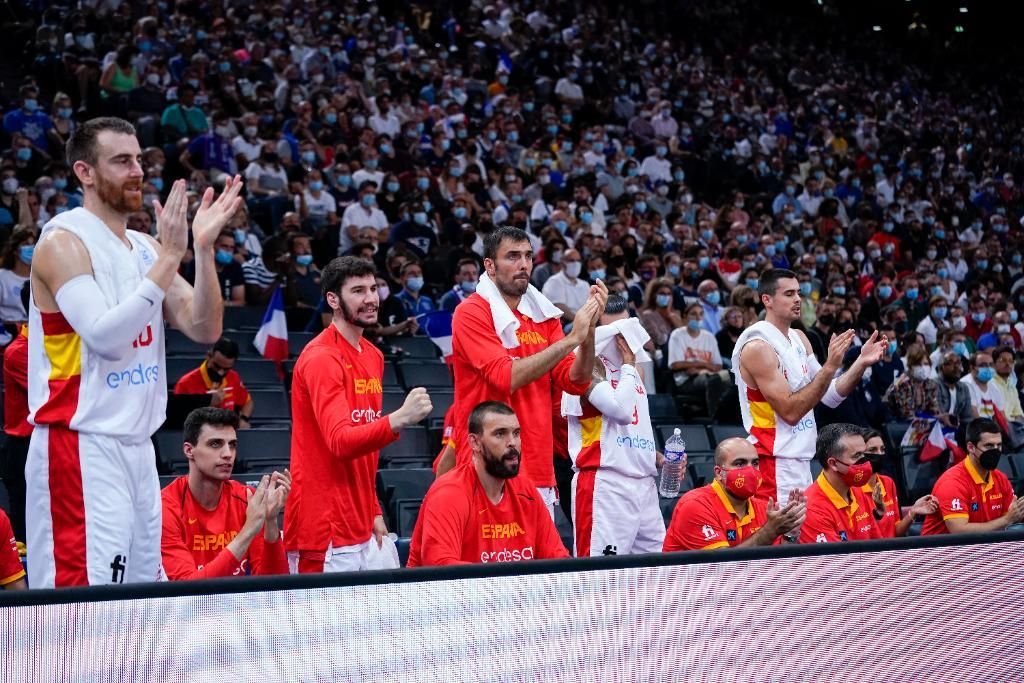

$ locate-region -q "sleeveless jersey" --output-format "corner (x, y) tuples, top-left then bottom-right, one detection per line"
(731, 321), (818, 462)
(28, 208), (166, 441)
(563, 363), (657, 479)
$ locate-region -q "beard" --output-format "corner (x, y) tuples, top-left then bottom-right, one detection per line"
(339, 297), (378, 328)
(494, 268), (530, 298)
(95, 171), (143, 214)
(482, 445), (521, 479)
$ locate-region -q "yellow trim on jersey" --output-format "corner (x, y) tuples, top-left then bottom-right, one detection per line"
(749, 399), (776, 428)
(700, 541), (731, 550)
(711, 480), (757, 528)
(44, 331), (82, 380)
(942, 512), (970, 521)
(580, 415), (603, 448)
(0, 568), (25, 585)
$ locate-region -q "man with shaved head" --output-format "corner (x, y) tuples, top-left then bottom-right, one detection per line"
(663, 438), (806, 551)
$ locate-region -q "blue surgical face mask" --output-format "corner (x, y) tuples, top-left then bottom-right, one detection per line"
(15, 148), (31, 162)
(937, 268), (949, 279)
(234, 229), (247, 245)
(309, 181), (323, 191)
(746, 278), (759, 289)
(215, 249), (234, 265)
(887, 340), (898, 356)
(18, 245), (34, 264)
(54, 177), (68, 190)
(325, 113), (338, 125)
(151, 177), (164, 192)
(978, 367), (995, 383)
(296, 254), (314, 266)
(764, 245), (776, 257)
(905, 288), (919, 300)
(337, 174), (352, 186)
(977, 259), (989, 270)
(656, 293), (671, 308)
(698, 256), (710, 269)
(668, 264), (680, 278)
(933, 306), (947, 319)
(413, 212), (428, 225)
(387, 181), (400, 193)
(589, 269), (606, 281)
(555, 219), (568, 234)
(1012, 310), (1020, 323)
(832, 286), (846, 296)
(417, 177), (430, 191)
(799, 282), (812, 296)
(953, 342), (968, 356)
(380, 144), (392, 155)
(302, 151), (316, 164)
(878, 285), (893, 299)
(405, 276), (424, 292)
(704, 291), (721, 305)
(453, 206), (468, 219)
(972, 312), (987, 324)
(687, 319), (702, 331)
(361, 194), (376, 207)
(634, 201), (647, 213)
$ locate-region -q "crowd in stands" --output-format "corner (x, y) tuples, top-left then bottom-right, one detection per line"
(3, 0), (1024, 578)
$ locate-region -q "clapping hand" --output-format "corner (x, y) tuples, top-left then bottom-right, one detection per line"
(192, 175), (245, 250)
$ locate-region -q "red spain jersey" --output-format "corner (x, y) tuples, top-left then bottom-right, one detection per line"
(921, 457), (1013, 535)
(432, 405), (456, 473)
(173, 362), (251, 412)
(2, 325), (31, 438)
(859, 474), (900, 538)
(0, 509), (25, 586)
(160, 476), (288, 580)
(800, 473), (882, 543)
(406, 462), (569, 567)
(451, 295), (589, 488)
(664, 480), (771, 551)
(284, 326), (398, 553)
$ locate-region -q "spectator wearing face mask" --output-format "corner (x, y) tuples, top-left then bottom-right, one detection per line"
(440, 258), (479, 313)
(697, 280), (723, 335)
(296, 169), (338, 230)
(0, 227), (35, 337)
(859, 429), (938, 538)
(991, 346), (1024, 423)
(639, 278), (684, 352)
(174, 338), (256, 428)
(915, 296), (950, 347)
(883, 344), (944, 422)
(395, 260), (436, 320)
(964, 296), (993, 341)
(977, 311), (1021, 351)
(368, 273), (417, 342)
(962, 352), (1009, 425)
(179, 112), (237, 182)
(531, 238), (566, 290)
(286, 234), (322, 309)
(668, 303), (728, 417)
(542, 249), (591, 323)
(340, 181), (387, 256)
(389, 201), (438, 260)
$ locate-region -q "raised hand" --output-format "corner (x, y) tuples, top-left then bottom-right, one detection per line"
(615, 335), (635, 366)
(265, 469), (292, 520)
(910, 494), (938, 517)
(569, 297), (600, 342)
(825, 329), (856, 370)
(153, 179), (190, 259)
(857, 331), (889, 367)
(872, 479), (886, 508)
(392, 387), (432, 430)
(192, 175), (245, 250)
(243, 475), (270, 532)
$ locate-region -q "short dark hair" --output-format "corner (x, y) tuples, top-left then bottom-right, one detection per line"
(66, 117), (137, 167)
(815, 422), (862, 466)
(861, 428), (882, 443)
(321, 255), (376, 298)
(965, 418), (1001, 447)
(468, 401), (516, 436)
(757, 268), (798, 300)
(604, 293), (628, 316)
(483, 226), (530, 260)
(993, 345), (1015, 362)
(183, 407), (240, 446)
(211, 336), (240, 359)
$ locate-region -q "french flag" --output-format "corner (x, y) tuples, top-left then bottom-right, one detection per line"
(254, 286), (289, 373)
(420, 310), (453, 359)
(919, 420), (951, 463)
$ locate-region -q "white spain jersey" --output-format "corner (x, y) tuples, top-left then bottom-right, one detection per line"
(563, 363), (658, 479)
(27, 208), (167, 441)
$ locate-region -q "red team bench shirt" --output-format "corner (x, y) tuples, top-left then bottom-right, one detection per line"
(3, 326), (31, 438)
(284, 326), (398, 554)
(0, 509), (25, 586)
(664, 480), (772, 551)
(451, 296), (589, 489)
(173, 362), (251, 411)
(406, 463), (569, 566)
(160, 477), (288, 579)
(800, 473), (881, 543)
(921, 457), (1013, 535)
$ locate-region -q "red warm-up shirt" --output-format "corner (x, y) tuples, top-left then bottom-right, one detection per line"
(3, 326), (31, 437)
(284, 326), (398, 553)
(160, 476), (288, 580)
(664, 480), (773, 551)
(921, 457), (1013, 536)
(406, 462), (569, 567)
(451, 295), (589, 488)
(800, 473), (882, 543)
(174, 362), (251, 411)
(0, 509), (25, 586)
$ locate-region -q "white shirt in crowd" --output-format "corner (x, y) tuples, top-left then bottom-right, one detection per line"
(340, 202), (388, 254)
(297, 189), (337, 221)
(667, 327), (722, 384)
(541, 271), (590, 315)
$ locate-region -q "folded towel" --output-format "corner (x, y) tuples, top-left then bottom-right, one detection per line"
(595, 318), (652, 369)
(475, 272), (564, 349)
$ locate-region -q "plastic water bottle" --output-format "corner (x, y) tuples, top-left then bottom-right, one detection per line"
(659, 429), (687, 498)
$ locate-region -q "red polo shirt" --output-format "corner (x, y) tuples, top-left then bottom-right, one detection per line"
(451, 295), (589, 488)
(859, 474), (900, 538)
(664, 480), (771, 551)
(174, 362), (251, 412)
(800, 473), (882, 543)
(0, 509), (25, 586)
(921, 457), (1013, 535)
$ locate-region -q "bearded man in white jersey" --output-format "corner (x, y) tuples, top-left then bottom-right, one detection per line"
(25, 117), (242, 587)
(733, 269), (888, 503)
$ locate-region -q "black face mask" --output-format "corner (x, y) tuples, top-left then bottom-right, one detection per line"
(206, 366), (224, 383)
(818, 313), (836, 327)
(978, 447), (1002, 471)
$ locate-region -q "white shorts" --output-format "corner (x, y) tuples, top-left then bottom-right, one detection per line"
(571, 469), (665, 557)
(537, 486), (558, 520)
(25, 426), (164, 587)
(287, 537), (400, 574)
(764, 457), (812, 503)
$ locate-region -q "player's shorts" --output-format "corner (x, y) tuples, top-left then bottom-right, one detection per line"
(289, 537), (381, 573)
(756, 455), (812, 503)
(25, 426), (164, 587)
(572, 469), (665, 557)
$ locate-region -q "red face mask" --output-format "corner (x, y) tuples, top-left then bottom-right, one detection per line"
(837, 460), (873, 487)
(723, 465), (761, 499)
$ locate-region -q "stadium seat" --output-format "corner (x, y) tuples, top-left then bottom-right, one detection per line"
(165, 356), (206, 386)
(395, 537), (411, 567)
(231, 331), (258, 356)
(688, 460), (715, 487)
(382, 362), (399, 389)
(383, 390), (405, 414)
(426, 390), (455, 430)
(165, 329), (207, 356)
(154, 430), (187, 474)
(553, 504), (573, 552)
(247, 389), (290, 423)
(394, 500), (422, 537)
(237, 429), (291, 472)
(900, 449), (947, 501)
(397, 361), (453, 390)
(389, 336), (440, 359)
(884, 422), (912, 454)
(383, 455), (435, 469)
(376, 468), (433, 532)
(810, 458), (823, 481)
(223, 306), (266, 331)
(288, 331), (315, 357)
(1007, 453), (1024, 483)
(380, 425), (431, 462)
(230, 359), (284, 386)
(709, 424), (747, 447)
(158, 474), (179, 489)
(647, 394), (678, 423)
(659, 494), (682, 527)
(996, 456), (1017, 487)
(655, 425), (712, 454)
